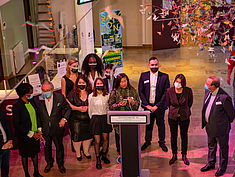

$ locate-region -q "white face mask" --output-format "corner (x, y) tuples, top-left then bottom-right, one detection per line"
(174, 82), (182, 89)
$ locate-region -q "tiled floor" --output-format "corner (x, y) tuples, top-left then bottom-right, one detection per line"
(8, 46), (235, 177)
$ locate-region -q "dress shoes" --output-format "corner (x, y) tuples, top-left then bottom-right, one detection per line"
(141, 141), (151, 151)
(44, 164), (53, 173)
(182, 154), (190, 165)
(58, 165), (66, 174)
(33, 172), (43, 177)
(215, 169), (226, 176)
(96, 156), (102, 169)
(159, 143), (168, 152)
(169, 154), (177, 165)
(200, 164), (215, 172)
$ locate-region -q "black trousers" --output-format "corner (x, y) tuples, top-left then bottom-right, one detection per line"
(168, 118), (190, 154)
(207, 133), (229, 171)
(44, 134), (64, 166)
(145, 109), (166, 144)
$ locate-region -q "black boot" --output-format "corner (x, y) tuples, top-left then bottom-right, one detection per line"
(169, 154), (177, 165)
(182, 154), (190, 165)
(101, 152), (110, 164)
(96, 156), (102, 169)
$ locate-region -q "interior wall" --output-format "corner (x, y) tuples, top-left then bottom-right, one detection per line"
(51, 0), (76, 35)
(0, 0), (28, 76)
(93, 0), (149, 47)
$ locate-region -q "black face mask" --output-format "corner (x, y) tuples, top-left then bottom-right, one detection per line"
(105, 74), (111, 79)
(96, 85), (104, 91)
(71, 68), (78, 73)
(150, 67), (159, 73)
(89, 63), (97, 69)
(78, 84), (86, 90)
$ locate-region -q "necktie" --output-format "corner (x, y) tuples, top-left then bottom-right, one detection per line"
(202, 93), (212, 119)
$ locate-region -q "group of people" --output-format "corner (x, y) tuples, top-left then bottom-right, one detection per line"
(0, 53), (234, 177)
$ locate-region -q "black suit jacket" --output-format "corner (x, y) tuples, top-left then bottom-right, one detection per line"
(34, 92), (71, 137)
(13, 98), (41, 140)
(104, 77), (116, 93)
(202, 88), (234, 137)
(166, 87), (193, 120)
(138, 71), (170, 110)
(0, 108), (12, 147)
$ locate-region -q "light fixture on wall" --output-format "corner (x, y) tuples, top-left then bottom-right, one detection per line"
(0, 0), (10, 7)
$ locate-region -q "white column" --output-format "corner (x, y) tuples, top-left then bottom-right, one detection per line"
(75, 1), (94, 67)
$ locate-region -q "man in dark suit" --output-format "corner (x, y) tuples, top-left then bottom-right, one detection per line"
(103, 63), (116, 94)
(35, 81), (70, 174)
(0, 107), (13, 177)
(201, 76), (234, 176)
(138, 57), (170, 152)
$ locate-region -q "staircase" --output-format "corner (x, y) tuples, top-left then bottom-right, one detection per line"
(36, 0), (56, 47)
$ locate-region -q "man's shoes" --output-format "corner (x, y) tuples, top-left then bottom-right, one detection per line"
(182, 154), (190, 165)
(200, 164), (215, 172)
(101, 154), (110, 164)
(215, 169), (226, 176)
(169, 154), (177, 165)
(96, 156), (102, 169)
(33, 172), (43, 177)
(58, 165), (66, 174)
(44, 164), (53, 173)
(159, 143), (168, 152)
(141, 141), (151, 151)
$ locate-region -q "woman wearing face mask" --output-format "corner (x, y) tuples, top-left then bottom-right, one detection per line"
(88, 78), (111, 169)
(166, 74), (193, 166)
(67, 75), (93, 161)
(108, 73), (140, 159)
(61, 58), (80, 99)
(13, 83), (43, 177)
(82, 53), (104, 88)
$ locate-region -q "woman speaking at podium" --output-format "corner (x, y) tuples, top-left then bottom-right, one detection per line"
(108, 73), (140, 159)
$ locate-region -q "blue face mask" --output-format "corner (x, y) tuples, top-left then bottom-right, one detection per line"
(204, 84), (210, 91)
(27, 93), (34, 100)
(43, 91), (52, 99)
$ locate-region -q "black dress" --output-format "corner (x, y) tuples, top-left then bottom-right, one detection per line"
(63, 75), (75, 97)
(67, 91), (92, 142)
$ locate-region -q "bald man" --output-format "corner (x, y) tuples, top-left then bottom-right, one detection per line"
(201, 76), (234, 176)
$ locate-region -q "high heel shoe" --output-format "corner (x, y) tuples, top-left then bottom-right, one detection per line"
(76, 156), (82, 161)
(169, 154), (177, 165)
(182, 154), (190, 165)
(96, 156), (102, 169)
(82, 151), (91, 159)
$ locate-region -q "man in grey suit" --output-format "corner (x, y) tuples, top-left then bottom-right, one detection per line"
(201, 76), (234, 176)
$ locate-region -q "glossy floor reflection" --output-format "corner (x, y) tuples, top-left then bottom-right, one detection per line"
(9, 46), (235, 177)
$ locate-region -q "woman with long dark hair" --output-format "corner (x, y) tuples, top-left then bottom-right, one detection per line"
(82, 53), (104, 88)
(88, 78), (111, 169)
(166, 74), (193, 165)
(67, 74), (93, 161)
(13, 83), (43, 177)
(108, 73), (140, 156)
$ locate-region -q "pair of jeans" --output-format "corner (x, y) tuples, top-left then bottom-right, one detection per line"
(0, 149), (10, 177)
(168, 118), (190, 154)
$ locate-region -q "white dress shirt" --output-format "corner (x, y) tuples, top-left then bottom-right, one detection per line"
(88, 93), (109, 118)
(45, 94), (53, 116)
(149, 71), (158, 104)
(0, 122), (7, 143)
(205, 88), (219, 122)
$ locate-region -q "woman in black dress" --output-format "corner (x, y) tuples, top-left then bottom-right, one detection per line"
(61, 58), (79, 98)
(67, 74), (93, 161)
(13, 83), (43, 177)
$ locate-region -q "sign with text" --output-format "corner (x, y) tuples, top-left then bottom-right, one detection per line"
(100, 10), (123, 68)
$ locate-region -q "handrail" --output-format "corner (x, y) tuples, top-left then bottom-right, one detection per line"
(0, 1), (98, 104)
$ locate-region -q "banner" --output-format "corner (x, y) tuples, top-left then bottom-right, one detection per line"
(100, 10), (123, 69)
